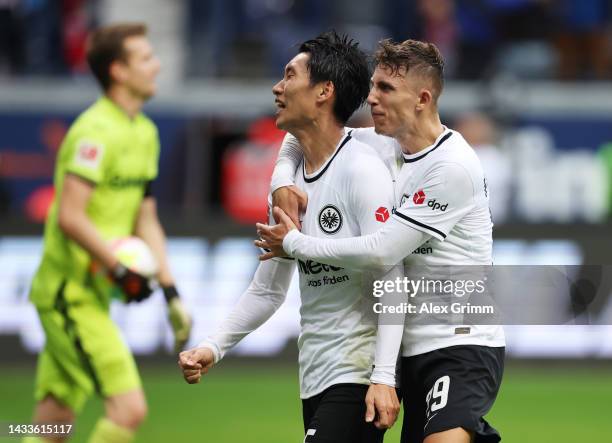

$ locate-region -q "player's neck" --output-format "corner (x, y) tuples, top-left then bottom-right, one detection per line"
(292, 121), (344, 175)
(397, 114), (444, 155)
(106, 87), (145, 119)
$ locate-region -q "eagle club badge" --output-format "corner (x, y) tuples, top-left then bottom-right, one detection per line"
(318, 204), (343, 234)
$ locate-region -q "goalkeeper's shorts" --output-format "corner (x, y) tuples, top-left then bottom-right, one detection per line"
(33, 279), (141, 412)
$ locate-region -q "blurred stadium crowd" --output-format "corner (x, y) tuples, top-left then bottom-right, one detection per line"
(1, 0), (612, 229)
(1, 0), (612, 80)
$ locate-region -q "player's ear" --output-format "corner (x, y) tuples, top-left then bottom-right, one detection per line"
(415, 88), (433, 111)
(109, 60), (127, 85)
(316, 81), (335, 103)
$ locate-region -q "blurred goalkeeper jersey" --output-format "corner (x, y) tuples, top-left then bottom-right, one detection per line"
(30, 96), (159, 309)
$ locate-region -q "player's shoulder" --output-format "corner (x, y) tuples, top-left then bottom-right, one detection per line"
(349, 126), (399, 155)
(349, 126), (395, 144)
(68, 98), (116, 139)
(136, 112), (159, 136)
(70, 102), (102, 129)
(425, 129), (483, 176)
(342, 137), (389, 177)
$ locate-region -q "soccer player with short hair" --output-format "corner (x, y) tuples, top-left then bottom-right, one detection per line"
(259, 39), (506, 443)
(179, 31), (403, 442)
(24, 23), (191, 443)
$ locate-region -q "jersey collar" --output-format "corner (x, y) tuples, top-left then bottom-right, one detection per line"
(98, 95), (141, 123)
(302, 130), (353, 183)
(401, 127), (453, 163)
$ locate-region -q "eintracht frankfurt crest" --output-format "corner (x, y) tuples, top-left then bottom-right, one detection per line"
(318, 205), (343, 234)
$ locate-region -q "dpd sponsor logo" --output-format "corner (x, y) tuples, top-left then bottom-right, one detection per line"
(427, 199), (448, 212)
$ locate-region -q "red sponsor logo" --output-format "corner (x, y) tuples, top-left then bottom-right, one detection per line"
(375, 206), (389, 222)
(79, 144), (99, 161)
(413, 189), (426, 205)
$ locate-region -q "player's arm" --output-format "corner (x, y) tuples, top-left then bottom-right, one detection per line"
(270, 132), (303, 193)
(258, 162), (474, 271)
(270, 132), (308, 227)
(134, 191), (192, 352)
(60, 134), (156, 303)
(345, 156), (403, 429)
(366, 262), (405, 429)
(283, 216), (429, 270)
(58, 173), (118, 269)
(258, 210), (429, 271)
(134, 192), (174, 287)
(59, 173), (155, 302)
(178, 258), (295, 384)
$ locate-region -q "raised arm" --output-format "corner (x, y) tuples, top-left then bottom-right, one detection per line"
(259, 162), (474, 271)
(270, 132), (303, 193)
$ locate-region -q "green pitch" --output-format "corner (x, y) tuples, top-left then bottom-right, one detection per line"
(1, 361), (611, 442)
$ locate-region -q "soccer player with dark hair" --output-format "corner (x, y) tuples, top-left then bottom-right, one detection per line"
(260, 38), (505, 443)
(24, 23), (191, 443)
(179, 31), (402, 442)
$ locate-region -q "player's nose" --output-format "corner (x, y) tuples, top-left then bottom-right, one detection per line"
(272, 79), (284, 96)
(367, 90), (378, 106)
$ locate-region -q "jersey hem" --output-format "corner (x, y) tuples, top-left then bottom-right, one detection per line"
(300, 375), (370, 399)
(401, 338), (506, 357)
(64, 168), (100, 185)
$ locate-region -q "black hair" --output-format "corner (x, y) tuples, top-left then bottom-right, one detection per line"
(299, 30), (370, 124)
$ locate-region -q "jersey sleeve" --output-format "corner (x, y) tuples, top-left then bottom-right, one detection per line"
(393, 162), (475, 241)
(63, 129), (108, 184)
(270, 132), (303, 193)
(198, 258), (295, 363)
(347, 153), (403, 386)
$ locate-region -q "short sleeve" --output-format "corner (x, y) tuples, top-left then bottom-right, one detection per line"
(64, 133), (108, 184)
(393, 162), (474, 240)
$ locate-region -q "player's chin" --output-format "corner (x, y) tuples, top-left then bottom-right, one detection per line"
(142, 85), (157, 100)
(274, 114), (288, 130)
(373, 123), (389, 136)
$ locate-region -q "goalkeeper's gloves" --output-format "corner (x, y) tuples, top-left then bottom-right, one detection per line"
(111, 264), (156, 303)
(163, 285), (192, 352)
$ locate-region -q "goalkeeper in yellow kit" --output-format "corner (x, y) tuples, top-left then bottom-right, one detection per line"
(24, 23), (191, 443)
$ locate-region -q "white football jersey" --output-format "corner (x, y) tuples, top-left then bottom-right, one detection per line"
(353, 126), (505, 356)
(290, 130), (395, 398)
(349, 127), (403, 185)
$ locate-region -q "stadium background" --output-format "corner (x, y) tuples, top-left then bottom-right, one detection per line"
(1, 0), (612, 441)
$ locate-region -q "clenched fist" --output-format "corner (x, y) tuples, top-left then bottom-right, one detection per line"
(178, 347), (215, 384)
